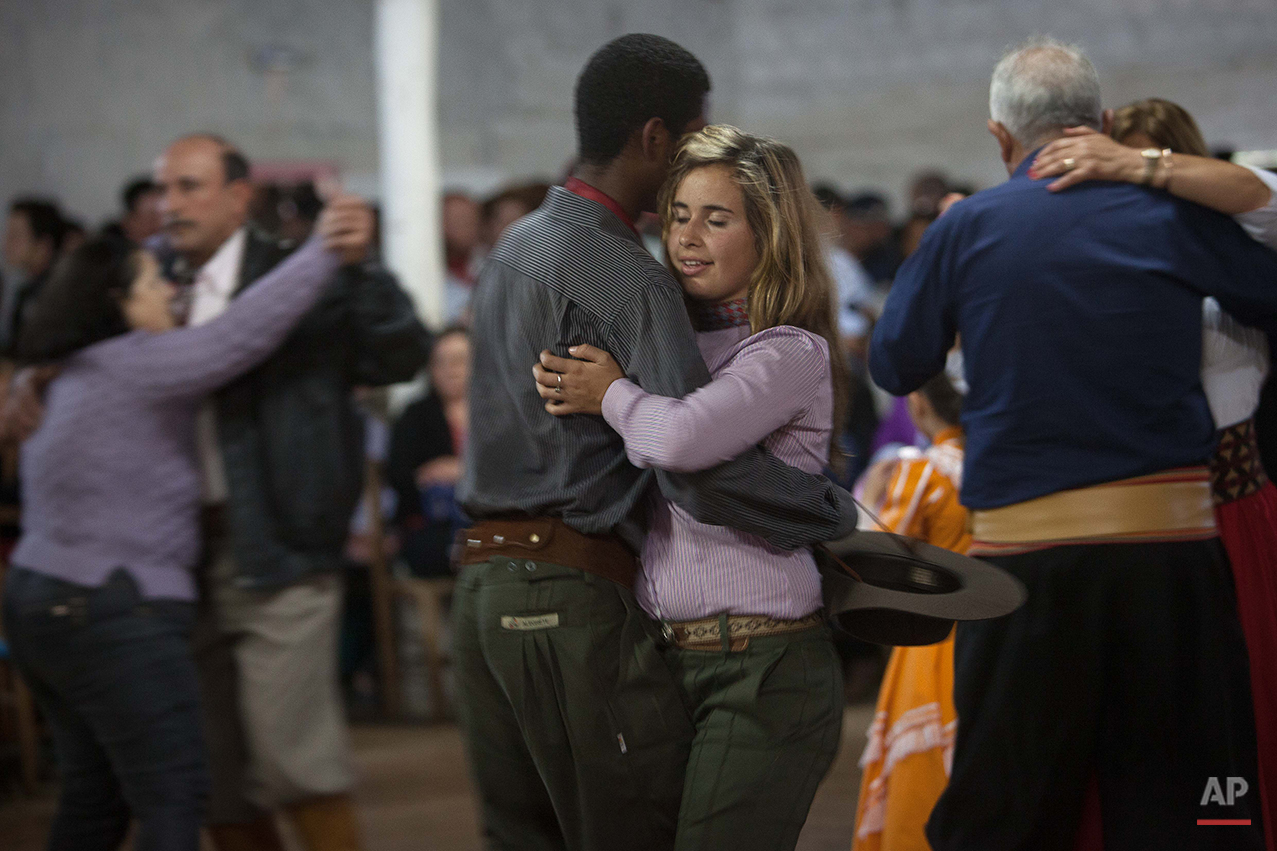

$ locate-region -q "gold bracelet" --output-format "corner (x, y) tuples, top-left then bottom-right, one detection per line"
(1140, 147), (1162, 185)
(1158, 148), (1174, 191)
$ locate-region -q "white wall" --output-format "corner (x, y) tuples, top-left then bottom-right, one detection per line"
(1, 0), (381, 222)
(729, 0), (1277, 205)
(3, 0), (1275, 224)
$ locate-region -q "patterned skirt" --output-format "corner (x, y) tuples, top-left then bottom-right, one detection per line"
(1212, 419), (1277, 851)
(852, 632), (955, 851)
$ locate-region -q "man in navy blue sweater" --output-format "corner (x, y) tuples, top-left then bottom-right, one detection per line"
(872, 37), (1277, 851)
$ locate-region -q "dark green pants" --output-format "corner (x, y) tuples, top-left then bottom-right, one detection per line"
(452, 558), (695, 851)
(667, 621), (844, 851)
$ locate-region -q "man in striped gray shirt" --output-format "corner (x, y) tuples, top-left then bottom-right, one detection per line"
(454, 34), (858, 851)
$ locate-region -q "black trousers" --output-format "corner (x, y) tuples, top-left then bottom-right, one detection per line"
(927, 539), (1264, 851)
(3, 567), (207, 851)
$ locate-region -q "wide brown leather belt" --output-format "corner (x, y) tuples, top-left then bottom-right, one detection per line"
(661, 611), (825, 652)
(969, 467), (1217, 556)
(457, 517), (637, 589)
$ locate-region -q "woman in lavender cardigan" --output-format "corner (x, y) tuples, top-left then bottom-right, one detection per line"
(535, 126), (848, 851)
(0, 197), (365, 851)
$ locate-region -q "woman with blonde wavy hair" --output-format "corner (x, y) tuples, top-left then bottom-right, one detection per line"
(534, 125), (846, 850)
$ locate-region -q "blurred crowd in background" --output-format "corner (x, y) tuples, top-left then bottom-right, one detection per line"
(0, 157), (985, 735)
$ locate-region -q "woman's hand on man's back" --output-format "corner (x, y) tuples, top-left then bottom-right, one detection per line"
(533, 345), (624, 416)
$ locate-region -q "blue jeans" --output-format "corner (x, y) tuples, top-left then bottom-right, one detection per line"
(2, 567), (207, 851)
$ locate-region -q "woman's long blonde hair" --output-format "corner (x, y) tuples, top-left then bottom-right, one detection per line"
(1111, 98), (1210, 157)
(658, 125), (848, 467)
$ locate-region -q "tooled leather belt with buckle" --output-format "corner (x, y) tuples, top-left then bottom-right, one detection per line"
(661, 611), (825, 652)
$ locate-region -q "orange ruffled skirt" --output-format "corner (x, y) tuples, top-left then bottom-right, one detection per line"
(852, 632), (956, 851)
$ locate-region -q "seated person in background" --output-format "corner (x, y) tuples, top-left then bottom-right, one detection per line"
(483, 182), (551, 246)
(57, 218), (86, 256)
(102, 177), (165, 245)
(897, 211), (938, 259)
(443, 193), (483, 323)
(812, 184), (881, 488)
(841, 192), (901, 289)
(812, 184), (877, 355)
(387, 326), (471, 577)
(853, 372), (969, 851)
(2, 197), (67, 354)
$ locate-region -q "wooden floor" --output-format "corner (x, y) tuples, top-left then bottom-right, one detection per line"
(0, 705), (875, 850)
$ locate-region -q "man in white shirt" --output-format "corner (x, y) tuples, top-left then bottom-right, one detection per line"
(187, 227), (245, 501)
(154, 134), (430, 851)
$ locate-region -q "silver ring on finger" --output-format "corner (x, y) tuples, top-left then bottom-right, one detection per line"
(1062, 157), (1077, 172)
(556, 373), (563, 394)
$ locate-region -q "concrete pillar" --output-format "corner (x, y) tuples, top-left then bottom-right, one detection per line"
(370, 0), (442, 717)
(374, 0), (443, 329)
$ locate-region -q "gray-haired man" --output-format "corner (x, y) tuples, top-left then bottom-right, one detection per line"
(873, 38), (1273, 850)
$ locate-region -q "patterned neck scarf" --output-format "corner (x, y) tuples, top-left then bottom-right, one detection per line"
(694, 298), (750, 331)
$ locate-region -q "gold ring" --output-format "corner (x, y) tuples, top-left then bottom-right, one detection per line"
(1062, 157), (1077, 171)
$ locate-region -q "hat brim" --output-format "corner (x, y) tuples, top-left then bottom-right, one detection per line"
(818, 531), (1026, 646)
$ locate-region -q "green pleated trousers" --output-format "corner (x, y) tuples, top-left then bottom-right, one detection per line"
(666, 621), (845, 851)
(452, 557), (696, 851)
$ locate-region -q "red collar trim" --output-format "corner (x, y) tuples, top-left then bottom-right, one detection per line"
(694, 298), (751, 331)
(564, 177), (639, 236)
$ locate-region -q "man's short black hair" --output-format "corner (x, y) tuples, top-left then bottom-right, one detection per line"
(121, 177), (159, 212)
(574, 34), (710, 166)
(8, 198), (66, 250)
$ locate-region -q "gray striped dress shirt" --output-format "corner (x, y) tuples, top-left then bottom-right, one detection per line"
(458, 185), (857, 552)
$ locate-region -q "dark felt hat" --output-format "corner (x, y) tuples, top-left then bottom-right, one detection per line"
(817, 531), (1027, 646)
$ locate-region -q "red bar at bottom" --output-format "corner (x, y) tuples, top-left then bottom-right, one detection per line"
(1197, 819), (1253, 826)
